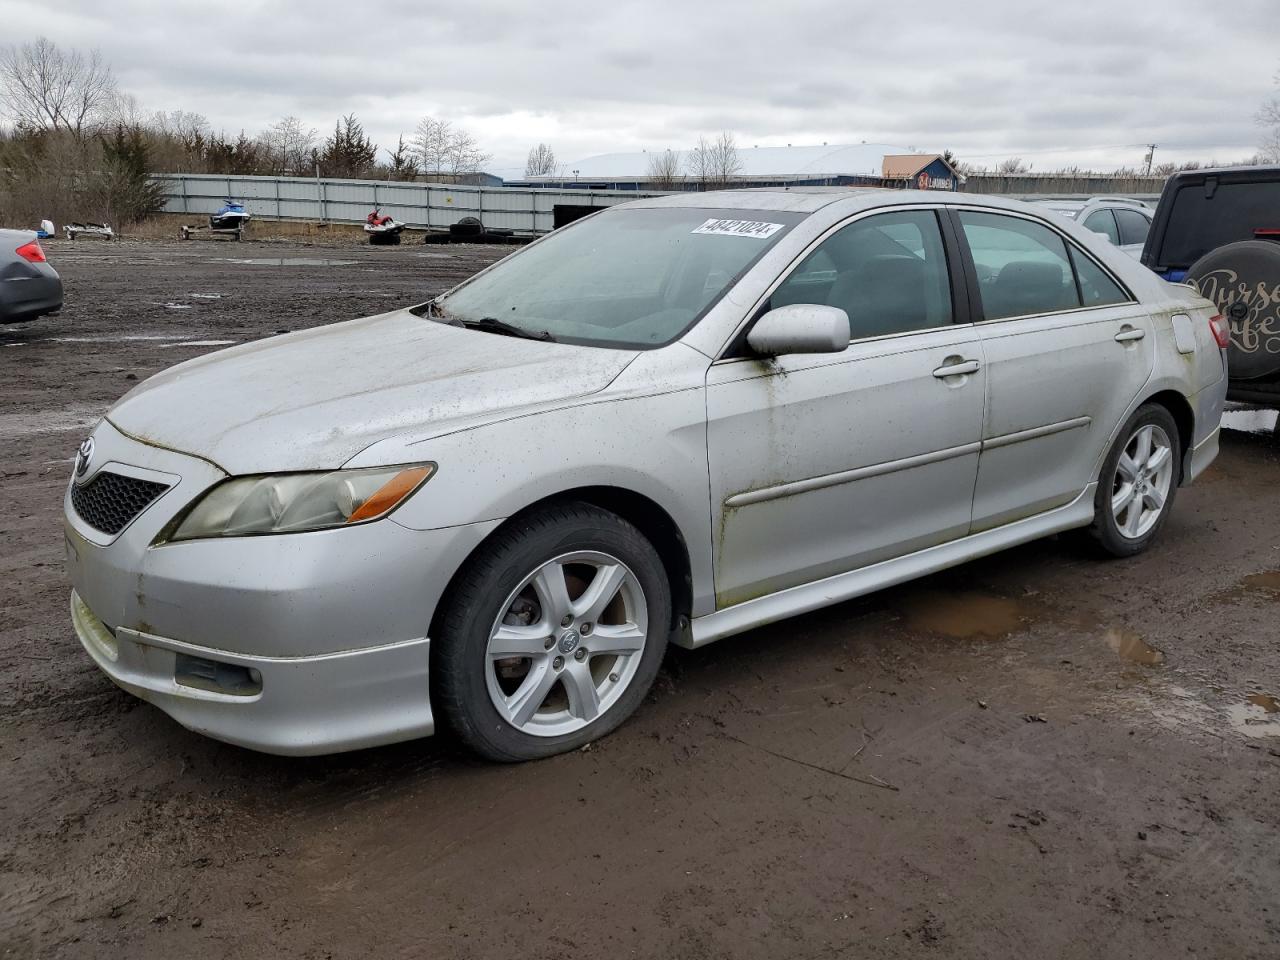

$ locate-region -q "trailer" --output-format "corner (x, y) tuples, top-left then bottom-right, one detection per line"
(180, 222), (245, 241)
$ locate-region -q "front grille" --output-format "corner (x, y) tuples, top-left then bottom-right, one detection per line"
(71, 471), (170, 536)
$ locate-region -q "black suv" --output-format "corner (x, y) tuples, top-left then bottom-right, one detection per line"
(1142, 165), (1280, 404)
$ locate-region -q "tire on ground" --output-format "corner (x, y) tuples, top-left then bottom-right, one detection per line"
(1089, 403), (1181, 558)
(432, 501), (672, 762)
(449, 216), (484, 237)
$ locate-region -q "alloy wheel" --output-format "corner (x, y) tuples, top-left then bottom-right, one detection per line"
(484, 550), (648, 737)
(1111, 423), (1174, 540)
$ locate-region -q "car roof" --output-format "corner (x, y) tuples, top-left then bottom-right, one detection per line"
(1166, 163), (1280, 181)
(617, 188), (1049, 217)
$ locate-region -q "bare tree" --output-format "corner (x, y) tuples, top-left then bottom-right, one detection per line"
(411, 116), (490, 178)
(996, 157), (1029, 174)
(412, 116), (453, 177)
(1258, 70), (1280, 162)
(447, 127), (490, 175)
(0, 37), (117, 140)
(525, 142), (556, 177)
(646, 149), (682, 190)
(259, 115), (317, 175)
(687, 132), (742, 188)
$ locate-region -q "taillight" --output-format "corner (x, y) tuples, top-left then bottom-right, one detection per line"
(1207, 314), (1231, 349)
(15, 240), (46, 263)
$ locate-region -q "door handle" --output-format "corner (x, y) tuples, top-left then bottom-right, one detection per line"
(1114, 327), (1146, 343)
(932, 359), (980, 378)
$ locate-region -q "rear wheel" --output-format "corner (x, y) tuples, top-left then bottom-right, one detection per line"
(1089, 404), (1180, 557)
(433, 503), (671, 761)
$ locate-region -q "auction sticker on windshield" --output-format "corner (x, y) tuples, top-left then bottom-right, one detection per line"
(691, 219), (785, 239)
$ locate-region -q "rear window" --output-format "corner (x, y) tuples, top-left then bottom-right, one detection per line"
(1155, 180), (1280, 267)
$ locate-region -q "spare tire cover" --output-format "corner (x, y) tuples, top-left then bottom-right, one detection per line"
(1185, 240), (1280, 380)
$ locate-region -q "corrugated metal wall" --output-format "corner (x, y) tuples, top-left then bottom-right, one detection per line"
(157, 174), (663, 233)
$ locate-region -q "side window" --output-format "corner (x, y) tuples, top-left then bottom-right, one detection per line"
(769, 210), (953, 340)
(1114, 209), (1152, 247)
(957, 211), (1081, 320)
(1083, 209), (1120, 244)
(1069, 247), (1131, 307)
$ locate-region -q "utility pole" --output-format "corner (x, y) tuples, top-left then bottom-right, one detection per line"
(1143, 144), (1157, 176)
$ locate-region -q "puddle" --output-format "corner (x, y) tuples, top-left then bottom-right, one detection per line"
(160, 339), (237, 348)
(221, 258), (357, 266)
(1227, 694), (1280, 738)
(1220, 409), (1278, 435)
(895, 591), (1029, 639)
(189, 293), (222, 300)
(163, 303), (192, 310)
(1104, 628), (1165, 665)
(1240, 571), (1280, 594)
(1247, 693), (1280, 713)
(1211, 570), (1280, 605)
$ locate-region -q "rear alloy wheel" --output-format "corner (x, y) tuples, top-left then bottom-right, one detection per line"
(434, 503), (670, 761)
(1090, 404), (1179, 557)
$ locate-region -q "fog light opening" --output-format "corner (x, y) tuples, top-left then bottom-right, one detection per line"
(174, 653), (263, 697)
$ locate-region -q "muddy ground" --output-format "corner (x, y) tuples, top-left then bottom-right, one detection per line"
(2, 236), (1279, 959)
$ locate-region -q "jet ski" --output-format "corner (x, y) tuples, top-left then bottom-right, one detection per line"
(210, 199), (251, 231)
(364, 208), (405, 245)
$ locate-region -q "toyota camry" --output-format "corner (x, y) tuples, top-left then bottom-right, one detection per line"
(64, 189), (1228, 760)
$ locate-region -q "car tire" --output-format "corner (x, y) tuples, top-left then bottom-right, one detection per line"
(1089, 403), (1180, 558)
(433, 502), (671, 762)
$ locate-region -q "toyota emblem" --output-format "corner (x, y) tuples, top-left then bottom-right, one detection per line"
(75, 436), (95, 478)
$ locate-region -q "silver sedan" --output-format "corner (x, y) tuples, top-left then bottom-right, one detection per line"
(64, 189), (1229, 760)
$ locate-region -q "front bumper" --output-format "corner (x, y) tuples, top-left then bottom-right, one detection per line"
(72, 590), (435, 755)
(64, 419), (501, 754)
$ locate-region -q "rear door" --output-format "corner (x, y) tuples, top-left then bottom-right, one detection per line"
(952, 209), (1156, 530)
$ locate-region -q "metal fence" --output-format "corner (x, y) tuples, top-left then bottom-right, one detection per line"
(156, 173), (663, 234)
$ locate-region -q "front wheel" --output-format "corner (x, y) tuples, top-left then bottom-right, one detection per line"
(1089, 404), (1180, 557)
(433, 503), (671, 761)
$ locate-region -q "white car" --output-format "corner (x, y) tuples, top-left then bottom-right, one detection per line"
(65, 189), (1228, 761)
(1036, 198), (1153, 258)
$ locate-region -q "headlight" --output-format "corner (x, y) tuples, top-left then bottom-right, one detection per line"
(166, 464), (435, 541)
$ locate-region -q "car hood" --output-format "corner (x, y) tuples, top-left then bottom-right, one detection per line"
(106, 309), (637, 474)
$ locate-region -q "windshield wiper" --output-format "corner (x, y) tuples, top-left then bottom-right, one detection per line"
(463, 317), (556, 342)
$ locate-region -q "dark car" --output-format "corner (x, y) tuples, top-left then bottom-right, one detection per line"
(0, 228), (63, 324)
(1142, 165), (1280, 404)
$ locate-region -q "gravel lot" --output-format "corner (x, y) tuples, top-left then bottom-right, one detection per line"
(3, 237), (1279, 959)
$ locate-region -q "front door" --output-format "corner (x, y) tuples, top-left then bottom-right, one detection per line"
(705, 209), (986, 609)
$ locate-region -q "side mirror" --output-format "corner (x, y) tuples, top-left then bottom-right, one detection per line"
(747, 304), (850, 357)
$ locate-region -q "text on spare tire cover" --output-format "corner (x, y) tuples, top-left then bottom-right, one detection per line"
(1191, 270), (1280, 356)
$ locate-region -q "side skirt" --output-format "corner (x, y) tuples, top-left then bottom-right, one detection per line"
(684, 483), (1097, 649)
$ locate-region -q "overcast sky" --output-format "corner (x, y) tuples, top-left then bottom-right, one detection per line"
(3, 0), (1277, 175)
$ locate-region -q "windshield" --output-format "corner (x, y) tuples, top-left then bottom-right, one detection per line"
(434, 207), (804, 348)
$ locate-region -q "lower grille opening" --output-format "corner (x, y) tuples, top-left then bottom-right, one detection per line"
(174, 653), (263, 697)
